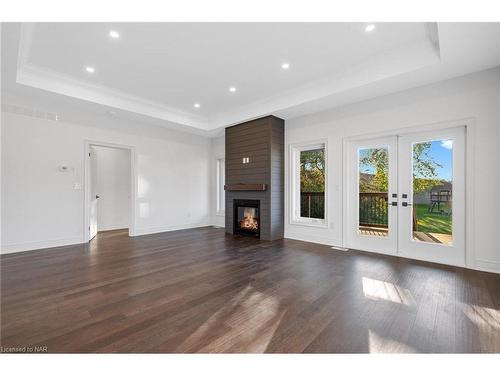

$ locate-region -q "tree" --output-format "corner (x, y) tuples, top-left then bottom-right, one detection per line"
(300, 149), (325, 219)
(300, 149), (325, 192)
(359, 143), (443, 193)
(412, 142), (443, 193)
(359, 148), (388, 192)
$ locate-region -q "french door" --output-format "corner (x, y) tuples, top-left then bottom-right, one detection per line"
(346, 127), (465, 267)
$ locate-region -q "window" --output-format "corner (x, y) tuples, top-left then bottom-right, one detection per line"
(216, 158), (225, 214)
(291, 142), (326, 226)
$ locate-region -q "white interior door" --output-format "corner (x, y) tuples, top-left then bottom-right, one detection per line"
(346, 127), (466, 266)
(89, 148), (98, 241)
(346, 136), (398, 255)
(397, 127), (465, 266)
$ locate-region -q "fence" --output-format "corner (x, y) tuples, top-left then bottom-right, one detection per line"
(359, 192), (388, 228)
(300, 192), (325, 219)
(300, 192), (389, 226)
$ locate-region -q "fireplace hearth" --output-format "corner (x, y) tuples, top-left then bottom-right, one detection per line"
(233, 200), (260, 238)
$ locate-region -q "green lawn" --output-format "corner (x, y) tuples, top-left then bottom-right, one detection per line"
(414, 204), (452, 234)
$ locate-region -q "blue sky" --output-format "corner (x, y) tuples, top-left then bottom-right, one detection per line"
(358, 140), (453, 181)
(426, 140), (453, 181)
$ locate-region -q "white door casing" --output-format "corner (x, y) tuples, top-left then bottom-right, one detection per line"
(89, 147), (98, 241)
(84, 140), (136, 242)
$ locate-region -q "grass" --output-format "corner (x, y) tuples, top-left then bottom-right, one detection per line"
(414, 204), (452, 234)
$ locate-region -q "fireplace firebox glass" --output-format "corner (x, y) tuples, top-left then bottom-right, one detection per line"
(233, 200), (260, 237)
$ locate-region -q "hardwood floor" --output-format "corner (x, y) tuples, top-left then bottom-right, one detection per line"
(1, 227), (499, 353)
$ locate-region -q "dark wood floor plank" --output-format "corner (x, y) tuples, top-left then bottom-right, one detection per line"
(1, 227), (499, 353)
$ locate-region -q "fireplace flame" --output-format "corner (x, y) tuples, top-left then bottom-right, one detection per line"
(239, 208), (259, 231)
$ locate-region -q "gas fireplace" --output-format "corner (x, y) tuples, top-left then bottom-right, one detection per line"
(233, 200), (260, 238)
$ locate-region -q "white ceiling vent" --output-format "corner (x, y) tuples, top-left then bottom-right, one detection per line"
(2, 103), (59, 122)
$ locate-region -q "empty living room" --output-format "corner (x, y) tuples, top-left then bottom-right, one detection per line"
(1, 1), (500, 373)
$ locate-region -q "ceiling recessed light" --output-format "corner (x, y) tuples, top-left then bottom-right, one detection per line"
(109, 30), (120, 39)
(365, 24), (376, 32)
(85, 66), (95, 73)
(229, 86), (237, 93)
(281, 62), (290, 70)
(193, 103), (200, 109)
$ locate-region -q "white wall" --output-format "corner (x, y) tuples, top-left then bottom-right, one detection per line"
(284, 67), (500, 273)
(210, 135), (225, 227)
(92, 145), (130, 231)
(1, 112), (211, 253)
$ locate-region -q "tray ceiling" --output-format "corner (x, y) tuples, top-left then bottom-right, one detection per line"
(3, 22), (500, 134)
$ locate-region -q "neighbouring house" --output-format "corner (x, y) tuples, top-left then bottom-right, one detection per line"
(413, 180), (452, 204)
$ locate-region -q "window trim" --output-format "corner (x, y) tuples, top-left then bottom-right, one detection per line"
(216, 158), (225, 216)
(289, 140), (328, 228)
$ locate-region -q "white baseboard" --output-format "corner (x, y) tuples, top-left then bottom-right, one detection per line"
(211, 214), (225, 228)
(134, 220), (211, 236)
(472, 259), (500, 274)
(3, 227), (499, 275)
(1, 236), (84, 254)
(1, 221), (211, 254)
(284, 231), (341, 247)
(284, 231), (500, 275)
(97, 225), (129, 232)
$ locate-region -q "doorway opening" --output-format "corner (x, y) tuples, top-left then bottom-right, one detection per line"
(84, 141), (135, 242)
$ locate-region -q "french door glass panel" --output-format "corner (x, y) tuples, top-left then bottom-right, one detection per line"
(358, 147), (389, 237)
(411, 139), (453, 245)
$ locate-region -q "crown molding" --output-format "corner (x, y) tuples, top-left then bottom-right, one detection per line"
(14, 22), (449, 133)
(16, 63), (210, 130)
(16, 24), (209, 131)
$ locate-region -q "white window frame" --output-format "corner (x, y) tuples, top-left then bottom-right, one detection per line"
(216, 158), (225, 215)
(290, 140), (328, 227)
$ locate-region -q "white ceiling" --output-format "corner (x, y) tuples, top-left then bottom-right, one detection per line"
(26, 23), (432, 113)
(2, 22), (500, 135)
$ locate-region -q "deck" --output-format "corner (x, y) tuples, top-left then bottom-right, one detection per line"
(359, 227), (453, 245)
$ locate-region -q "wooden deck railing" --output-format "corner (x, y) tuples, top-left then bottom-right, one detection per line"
(359, 192), (388, 228)
(300, 192), (403, 229)
(300, 192), (325, 219)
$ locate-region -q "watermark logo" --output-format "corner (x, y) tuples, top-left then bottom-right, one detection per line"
(1, 345), (48, 353)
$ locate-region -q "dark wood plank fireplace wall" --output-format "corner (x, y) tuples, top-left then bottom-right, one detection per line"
(224, 115), (284, 240)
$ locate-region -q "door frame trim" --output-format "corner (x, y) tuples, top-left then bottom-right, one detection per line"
(83, 140), (137, 242)
(344, 135), (399, 256)
(342, 117), (475, 269)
